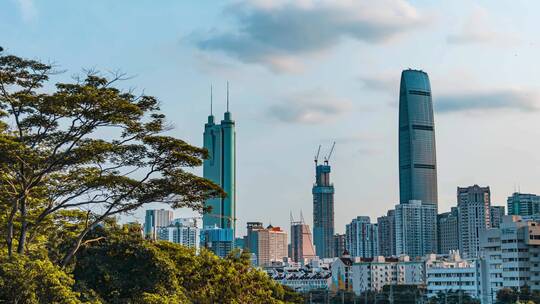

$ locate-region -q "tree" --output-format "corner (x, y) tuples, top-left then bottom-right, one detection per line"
(73, 221), (301, 304)
(0, 50), (224, 265)
(0, 254), (82, 303)
(428, 290), (480, 304)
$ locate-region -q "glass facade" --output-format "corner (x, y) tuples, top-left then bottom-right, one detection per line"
(398, 69), (438, 205)
(202, 111), (236, 235)
(313, 164), (335, 258)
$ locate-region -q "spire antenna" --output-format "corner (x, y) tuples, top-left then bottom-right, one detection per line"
(210, 84), (213, 116)
(226, 81), (230, 112)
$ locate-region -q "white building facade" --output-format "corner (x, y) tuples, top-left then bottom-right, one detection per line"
(426, 251), (486, 300)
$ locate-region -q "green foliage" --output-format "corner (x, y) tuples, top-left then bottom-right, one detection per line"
(428, 290), (480, 304)
(72, 223), (299, 304)
(0, 51), (224, 263)
(496, 286), (540, 304)
(0, 50), (299, 304)
(0, 254), (81, 304)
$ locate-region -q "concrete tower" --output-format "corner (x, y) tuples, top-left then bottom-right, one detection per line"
(312, 143), (335, 258)
(398, 69), (438, 205)
(202, 84), (236, 235)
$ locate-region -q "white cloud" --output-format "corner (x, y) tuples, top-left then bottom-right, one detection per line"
(196, 0), (428, 72)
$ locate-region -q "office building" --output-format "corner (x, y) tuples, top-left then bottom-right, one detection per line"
(156, 218), (200, 250)
(437, 207), (459, 254)
(507, 192), (540, 216)
(202, 85), (236, 235)
(144, 209), (173, 239)
(426, 250), (484, 300)
(312, 153), (335, 258)
(345, 216), (378, 258)
(490, 205), (505, 228)
(245, 222), (288, 266)
(334, 234), (346, 258)
(395, 201), (437, 257)
(201, 226), (234, 258)
(377, 210), (396, 257)
(290, 217), (317, 263)
(398, 69), (438, 205)
(457, 185), (491, 258)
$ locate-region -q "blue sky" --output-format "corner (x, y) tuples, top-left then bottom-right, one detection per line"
(3, 0), (540, 235)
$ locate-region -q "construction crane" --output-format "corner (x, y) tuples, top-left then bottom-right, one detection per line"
(324, 141), (336, 164)
(314, 144), (322, 165)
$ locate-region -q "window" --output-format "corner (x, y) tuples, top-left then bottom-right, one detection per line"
(409, 90), (431, 96)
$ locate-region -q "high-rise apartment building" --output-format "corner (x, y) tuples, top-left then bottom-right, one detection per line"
(395, 201), (437, 257)
(457, 185), (491, 258)
(156, 218), (200, 250)
(202, 86), (236, 235)
(437, 207), (459, 254)
(144, 209), (173, 239)
(333, 234), (346, 258)
(398, 69), (438, 205)
(290, 219), (317, 263)
(507, 192), (540, 216)
(490, 205), (505, 228)
(480, 215), (540, 303)
(345, 216), (379, 258)
(313, 160), (335, 258)
(245, 222), (288, 266)
(377, 210), (396, 257)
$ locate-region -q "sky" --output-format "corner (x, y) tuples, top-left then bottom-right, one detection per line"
(2, 0), (540, 236)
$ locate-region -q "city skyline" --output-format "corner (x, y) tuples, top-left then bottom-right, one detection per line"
(4, 1), (539, 236)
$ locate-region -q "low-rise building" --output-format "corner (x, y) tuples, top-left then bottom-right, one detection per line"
(351, 255), (426, 294)
(331, 251), (354, 292)
(201, 225), (234, 258)
(266, 258), (332, 292)
(426, 250), (484, 300)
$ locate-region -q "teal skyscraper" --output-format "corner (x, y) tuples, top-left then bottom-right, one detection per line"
(202, 85), (236, 236)
(398, 69), (438, 205)
(313, 144), (336, 258)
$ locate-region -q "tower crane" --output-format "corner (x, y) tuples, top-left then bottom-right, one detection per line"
(324, 141), (336, 164)
(314, 144), (322, 165)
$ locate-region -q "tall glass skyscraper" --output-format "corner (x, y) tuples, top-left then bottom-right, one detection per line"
(313, 162), (335, 258)
(202, 90), (236, 236)
(398, 69), (438, 205)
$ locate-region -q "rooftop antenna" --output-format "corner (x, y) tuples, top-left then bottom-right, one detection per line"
(300, 210), (305, 224)
(314, 145), (322, 165)
(290, 211), (294, 224)
(210, 84), (213, 116)
(226, 81), (230, 112)
(324, 141), (336, 164)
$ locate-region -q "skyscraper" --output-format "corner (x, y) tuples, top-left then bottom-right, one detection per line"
(437, 207), (459, 254)
(313, 154), (335, 259)
(490, 205), (505, 228)
(345, 216), (379, 258)
(398, 69), (438, 205)
(457, 185), (491, 258)
(290, 217), (317, 263)
(144, 209), (173, 239)
(333, 234), (346, 258)
(507, 192), (540, 216)
(377, 210), (396, 257)
(202, 85), (236, 235)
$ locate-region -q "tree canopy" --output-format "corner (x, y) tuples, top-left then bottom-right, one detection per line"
(0, 50), (300, 303)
